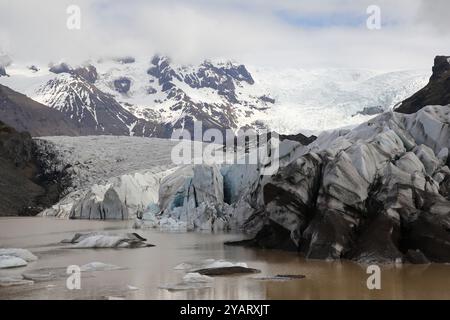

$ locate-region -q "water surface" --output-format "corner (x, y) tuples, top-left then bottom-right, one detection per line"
(0, 217), (449, 300)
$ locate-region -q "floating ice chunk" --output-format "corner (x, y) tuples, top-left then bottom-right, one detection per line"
(107, 296), (125, 300)
(0, 275), (34, 287)
(200, 260), (248, 270)
(174, 259), (247, 272)
(80, 262), (123, 272)
(253, 274), (306, 281)
(64, 232), (152, 248)
(0, 248), (37, 262)
(0, 255), (28, 269)
(127, 285), (139, 291)
(182, 273), (214, 283)
(159, 282), (213, 291)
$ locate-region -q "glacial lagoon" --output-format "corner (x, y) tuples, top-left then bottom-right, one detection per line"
(1, 217), (449, 300)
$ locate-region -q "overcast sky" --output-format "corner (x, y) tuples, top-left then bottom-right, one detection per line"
(0, 0), (449, 69)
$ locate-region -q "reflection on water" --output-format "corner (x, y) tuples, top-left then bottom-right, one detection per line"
(0, 217), (449, 300)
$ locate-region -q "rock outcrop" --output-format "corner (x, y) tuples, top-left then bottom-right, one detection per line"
(396, 56), (450, 114)
(0, 122), (70, 216)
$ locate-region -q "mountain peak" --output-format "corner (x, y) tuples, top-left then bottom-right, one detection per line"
(396, 55), (450, 114)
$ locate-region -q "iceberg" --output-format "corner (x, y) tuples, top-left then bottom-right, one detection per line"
(80, 262), (123, 272)
(63, 232), (153, 248)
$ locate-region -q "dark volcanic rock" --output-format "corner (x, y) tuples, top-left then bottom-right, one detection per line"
(38, 75), (165, 137)
(224, 99), (450, 264)
(148, 55), (182, 87)
(396, 56), (450, 114)
(405, 249), (430, 265)
(114, 77), (131, 94)
(404, 212), (450, 263)
(49, 62), (72, 74)
(194, 266), (261, 276)
(348, 213), (403, 264)
(72, 65), (98, 83)
(440, 175), (450, 200)
(28, 65), (39, 72)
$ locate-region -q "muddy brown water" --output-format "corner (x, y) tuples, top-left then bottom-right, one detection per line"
(0, 217), (449, 300)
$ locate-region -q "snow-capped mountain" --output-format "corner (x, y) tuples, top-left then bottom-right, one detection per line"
(0, 55), (430, 137)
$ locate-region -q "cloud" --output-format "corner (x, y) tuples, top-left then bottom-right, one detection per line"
(0, 0), (448, 69)
(415, 0), (450, 31)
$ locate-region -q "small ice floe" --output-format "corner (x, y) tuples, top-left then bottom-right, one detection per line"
(174, 259), (260, 276)
(159, 273), (214, 291)
(0, 275), (34, 287)
(127, 285), (139, 291)
(0, 248), (38, 269)
(80, 262), (123, 272)
(62, 232), (154, 248)
(194, 266), (261, 276)
(0, 249), (38, 262)
(253, 274), (306, 281)
(0, 256), (27, 269)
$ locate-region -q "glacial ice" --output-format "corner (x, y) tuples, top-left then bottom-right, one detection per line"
(0, 256), (28, 269)
(0, 275), (34, 287)
(63, 232), (151, 248)
(0, 248), (38, 262)
(174, 259), (248, 271)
